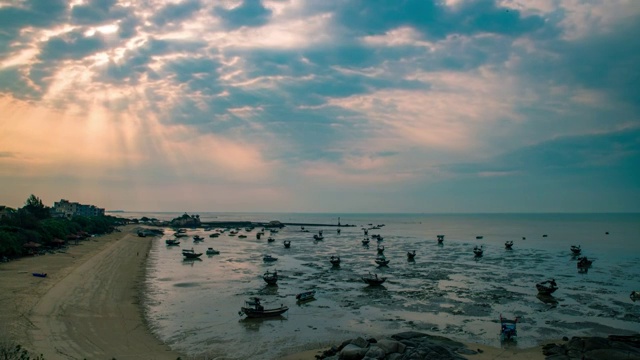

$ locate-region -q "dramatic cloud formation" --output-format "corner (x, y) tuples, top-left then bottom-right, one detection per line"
(0, 0), (638, 212)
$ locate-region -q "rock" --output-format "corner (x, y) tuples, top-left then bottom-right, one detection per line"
(367, 337), (378, 344)
(363, 346), (386, 359)
(351, 337), (370, 349)
(376, 339), (406, 354)
(340, 344), (367, 360)
(584, 348), (640, 360)
(563, 336), (569, 341)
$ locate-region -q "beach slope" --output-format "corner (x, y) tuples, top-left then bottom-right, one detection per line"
(0, 227), (181, 360)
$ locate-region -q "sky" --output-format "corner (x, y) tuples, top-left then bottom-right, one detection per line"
(0, 0), (639, 213)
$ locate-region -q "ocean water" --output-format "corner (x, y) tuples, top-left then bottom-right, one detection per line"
(114, 212), (640, 359)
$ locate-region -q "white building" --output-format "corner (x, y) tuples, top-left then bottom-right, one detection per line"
(53, 199), (105, 218)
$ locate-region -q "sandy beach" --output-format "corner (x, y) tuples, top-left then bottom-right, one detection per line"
(0, 225), (550, 360)
(0, 225), (182, 360)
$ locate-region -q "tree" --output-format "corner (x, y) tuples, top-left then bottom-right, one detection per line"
(23, 195), (50, 220)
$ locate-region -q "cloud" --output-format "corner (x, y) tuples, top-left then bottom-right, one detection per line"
(214, 0), (273, 29)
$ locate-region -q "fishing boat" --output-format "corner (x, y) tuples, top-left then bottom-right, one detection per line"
(437, 235), (444, 244)
(238, 234), (247, 239)
(505, 241), (514, 249)
(283, 240), (291, 248)
(570, 245), (581, 255)
(267, 237), (275, 243)
(263, 254), (278, 262)
(631, 291), (640, 302)
(375, 256), (390, 266)
(577, 256), (593, 269)
(209, 233), (220, 238)
(32, 272), (47, 278)
(313, 234), (324, 241)
(473, 245), (484, 257)
(263, 270), (278, 285)
(206, 247), (220, 255)
(362, 237), (370, 245)
(330, 255), (341, 266)
(165, 239), (180, 246)
(407, 250), (416, 260)
(193, 235), (204, 241)
(296, 290), (316, 302)
(182, 248), (203, 259)
(362, 272), (386, 286)
(536, 279), (558, 295)
(377, 245), (385, 255)
(372, 234), (383, 241)
(476, 235), (484, 240)
(239, 297), (288, 318)
(500, 314), (518, 342)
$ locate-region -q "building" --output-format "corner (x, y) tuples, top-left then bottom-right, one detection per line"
(52, 199), (105, 218)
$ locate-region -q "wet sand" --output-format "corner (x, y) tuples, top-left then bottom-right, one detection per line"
(0, 225), (552, 359)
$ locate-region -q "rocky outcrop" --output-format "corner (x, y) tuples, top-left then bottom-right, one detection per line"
(315, 332), (476, 360)
(542, 335), (640, 359)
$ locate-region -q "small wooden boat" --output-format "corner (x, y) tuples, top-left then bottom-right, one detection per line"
(375, 257), (390, 266)
(473, 245), (483, 257)
(182, 248), (203, 259)
(165, 239), (180, 246)
(209, 233), (220, 238)
(377, 246), (385, 255)
(32, 272), (47, 278)
(437, 235), (444, 244)
(407, 251), (416, 260)
(372, 234), (383, 241)
(362, 237), (370, 245)
(330, 255), (340, 266)
(206, 248), (220, 255)
(263, 254), (278, 262)
(536, 279), (558, 295)
(313, 234), (324, 241)
(267, 237), (275, 243)
(577, 256), (593, 269)
(238, 234), (247, 239)
(570, 245), (581, 255)
(362, 272), (386, 286)
(296, 290), (316, 302)
(263, 270), (278, 285)
(631, 291), (640, 302)
(193, 235), (204, 241)
(505, 241), (514, 249)
(476, 235), (483, 240)
(500, 314), (518, 342)
(239, 297), (288, 318)
(283, 240), (291, 248)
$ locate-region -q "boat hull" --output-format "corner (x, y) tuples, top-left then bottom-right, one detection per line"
(240, 306), (288, 318)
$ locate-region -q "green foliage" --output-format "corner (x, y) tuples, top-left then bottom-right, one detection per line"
(0, 341), (45, 360)
(22, 194), (50, 220)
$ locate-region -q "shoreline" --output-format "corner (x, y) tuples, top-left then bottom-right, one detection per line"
(0, 225), (635, 359)
(0, 225), (183, 359)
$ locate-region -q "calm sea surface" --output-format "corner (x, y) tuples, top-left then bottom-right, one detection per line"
(111, 212), (640, 359)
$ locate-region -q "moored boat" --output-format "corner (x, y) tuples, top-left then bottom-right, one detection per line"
(182, 248), (203, 259)
(263, 254), (278, 262)
(206, 247), (220, 255)
(570, 245), (581, 255)
(193, 235), (204, 241)
(505, 241), (514, 249)
(283, 240), (291, 248)
(313, 234), (324, 241)
(330, 255), (341, 266)
(362, 237), (370, 245)
(407, 250), (416, 260)
(473, 245), (484, 257)
(437, 235), (444, 244)
(577, 256), (593, 269)
(296, 290), (316, 302)
(536, 279), (558, 295)
(263, 270), (278, 285)
(239, 297), (288, 318)
(166, 239), (180, 246)
(32, 272), (47, 278)
(377, 245), (385, 255)
(267, 237), (275, 243)
(500, 314), (518, 342)
(631, 291), (640, 302)
(375, 256), (390, 266)
(362, 272), (386, 286)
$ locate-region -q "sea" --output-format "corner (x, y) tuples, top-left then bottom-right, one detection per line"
(109, 212), (640, 359)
